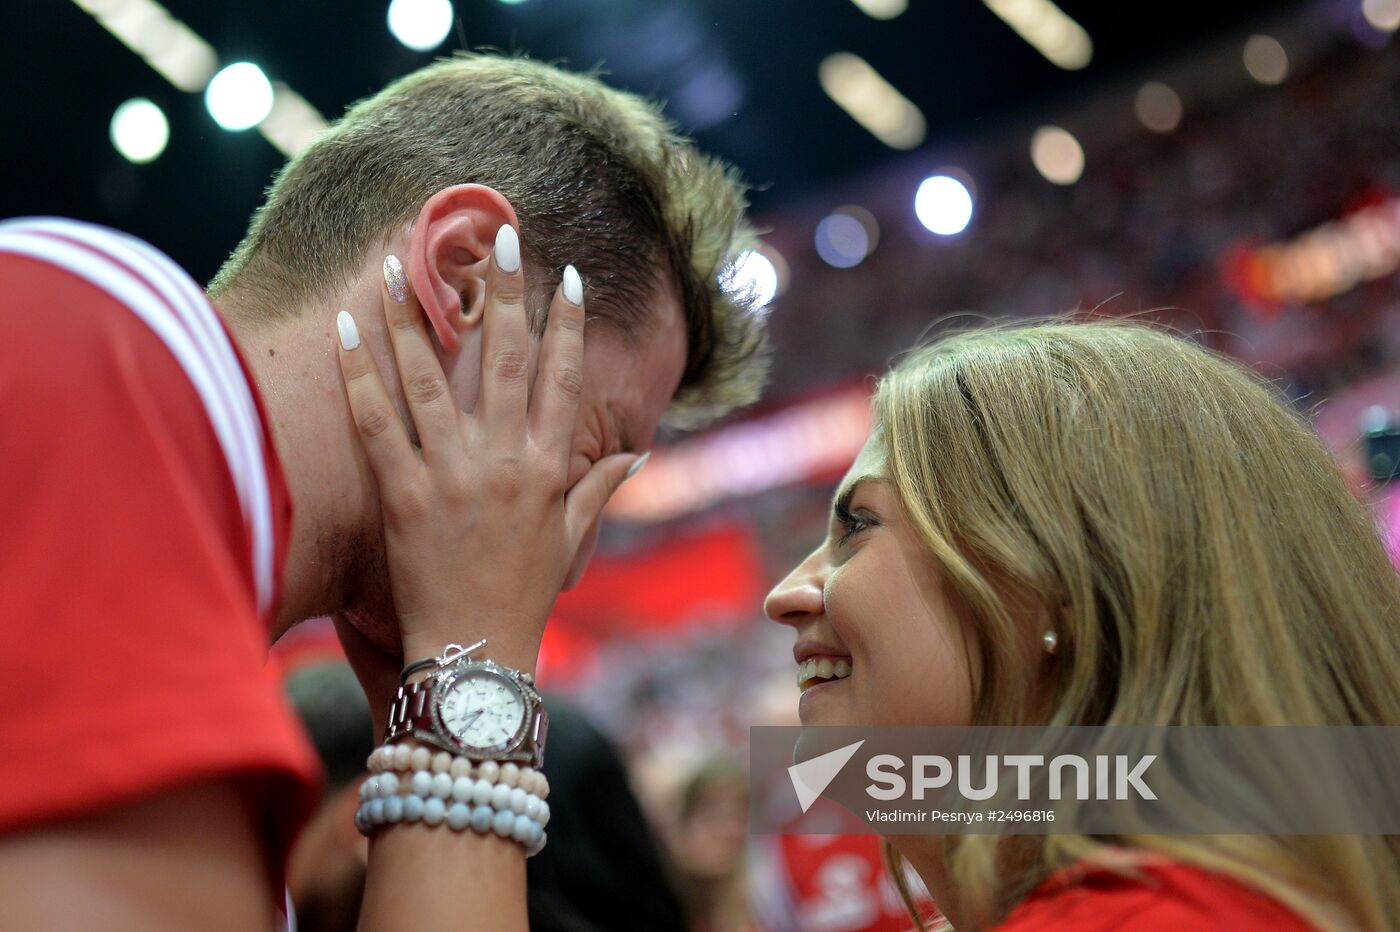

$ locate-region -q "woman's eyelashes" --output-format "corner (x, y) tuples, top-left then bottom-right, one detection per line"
(833, 497), (878, 546)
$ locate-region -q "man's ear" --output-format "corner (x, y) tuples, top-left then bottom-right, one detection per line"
(408, 184), (519, 353)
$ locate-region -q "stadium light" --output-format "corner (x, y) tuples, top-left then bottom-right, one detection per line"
(1135, 82), (1183, 134)
(982, 0), (1092, 70)
(205, 62), (275, 131)
(724, 248), (782, 308)
(387, 0), (455, 51)
(1030, 125), (1084, 185)
(849, 0), (907, 20)
(915, 175), (974, 236)
(819, 52), (926, 150)
(72, 0), (218, 91)
(110, 98), (169, 163)
(1364, 0), (1400, 32)
(816, 206), (880, 267)
(74, 0), (328, 156)
(1243, 35), (1289, 85)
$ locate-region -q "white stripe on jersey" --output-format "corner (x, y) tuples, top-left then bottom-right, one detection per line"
(4, 218), (278, 616)
(0, 218), (278, 616)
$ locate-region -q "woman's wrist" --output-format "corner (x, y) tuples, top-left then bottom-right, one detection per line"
(400, 628), (542, 678)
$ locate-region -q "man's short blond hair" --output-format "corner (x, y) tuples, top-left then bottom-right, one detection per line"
(210, 53), (767, 427)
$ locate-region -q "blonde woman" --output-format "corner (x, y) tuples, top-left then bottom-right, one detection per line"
(764, 321), (1400, 930)
(335, 243), (1399, 929)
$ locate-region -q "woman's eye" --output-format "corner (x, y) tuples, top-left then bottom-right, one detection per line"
(836, 511), (871, 545)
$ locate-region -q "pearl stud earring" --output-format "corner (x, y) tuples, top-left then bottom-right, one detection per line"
(1042, 629), (1058, 654)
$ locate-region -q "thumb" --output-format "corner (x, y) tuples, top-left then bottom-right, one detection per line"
(564, 451), (649, 547)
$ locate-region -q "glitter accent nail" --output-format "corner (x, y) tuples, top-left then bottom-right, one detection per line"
(383, 254), (408, 304)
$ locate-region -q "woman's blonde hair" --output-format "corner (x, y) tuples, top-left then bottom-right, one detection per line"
(872, 319), (1400, 930)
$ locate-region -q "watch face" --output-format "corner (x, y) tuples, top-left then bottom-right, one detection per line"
(439, 670), (527, 752)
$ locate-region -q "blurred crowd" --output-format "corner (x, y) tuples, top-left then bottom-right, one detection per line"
(764, 27), (1400, 420)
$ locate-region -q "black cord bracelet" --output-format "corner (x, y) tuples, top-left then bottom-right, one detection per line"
(398, 638), (488, 686)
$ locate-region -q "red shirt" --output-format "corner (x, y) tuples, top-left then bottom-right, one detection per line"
(0, 218), (320, 877)
(750, 833), (942, 931)
(995, 859), (1317, 930)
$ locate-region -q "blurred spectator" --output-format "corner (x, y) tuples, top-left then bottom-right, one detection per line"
(528, 696), (690, 932)
(284, 662), (375, 932)
(668, 759), (756, 932)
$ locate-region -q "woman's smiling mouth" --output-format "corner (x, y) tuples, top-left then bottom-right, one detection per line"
(797, 655), (853, 691)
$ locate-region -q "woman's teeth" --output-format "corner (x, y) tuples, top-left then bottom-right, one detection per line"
(797, 656), (853, 690)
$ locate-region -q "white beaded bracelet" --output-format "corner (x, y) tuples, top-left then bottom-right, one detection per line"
(360, 769), (552, 826)
(367, 745), (550, 800)
(354, 790), (547, 857)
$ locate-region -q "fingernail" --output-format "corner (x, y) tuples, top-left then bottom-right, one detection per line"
(337, 310), (360, 351)
(625, 451), (651, 481)
(562, 265), (583, 305)
(383, 255), (408, 304)
(495, 224), (521, 273)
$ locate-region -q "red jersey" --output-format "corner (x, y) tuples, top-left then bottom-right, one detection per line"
(0, 218), (319, 879)
(749, 833), (941, 931)
(995, 859), (1317, 931)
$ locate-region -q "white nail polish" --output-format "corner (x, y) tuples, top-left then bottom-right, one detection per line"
(337, 310), (360, 351)
(495, 225), (521, 273)
(562, 265), (583, 305)
(625, 451), (651, 481)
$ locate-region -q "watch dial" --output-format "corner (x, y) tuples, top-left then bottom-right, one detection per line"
(441, 672), (526, 750)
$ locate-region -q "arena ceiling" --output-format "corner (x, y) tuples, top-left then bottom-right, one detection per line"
(4, 0), (1303, 284)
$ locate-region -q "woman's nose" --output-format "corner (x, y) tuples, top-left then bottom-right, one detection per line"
(764, 551), (825, 627)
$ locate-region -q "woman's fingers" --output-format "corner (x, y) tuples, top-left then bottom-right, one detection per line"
(529, 265), (586, 465)
(564, 451), (648, 550)
(476, 224), (531, 437)
(336, 309), (420, 490)
(379, 255), (461, 464)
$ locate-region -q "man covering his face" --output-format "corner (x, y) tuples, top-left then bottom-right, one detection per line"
(0, 52), (767, 928)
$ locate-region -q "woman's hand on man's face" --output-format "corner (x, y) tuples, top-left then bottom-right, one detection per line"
(333, 225), (642, 676)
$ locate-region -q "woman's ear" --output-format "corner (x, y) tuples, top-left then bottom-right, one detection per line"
(408, 184), (520, 353)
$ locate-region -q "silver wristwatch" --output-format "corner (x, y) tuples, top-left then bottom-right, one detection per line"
(384, 643), (548, 768)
